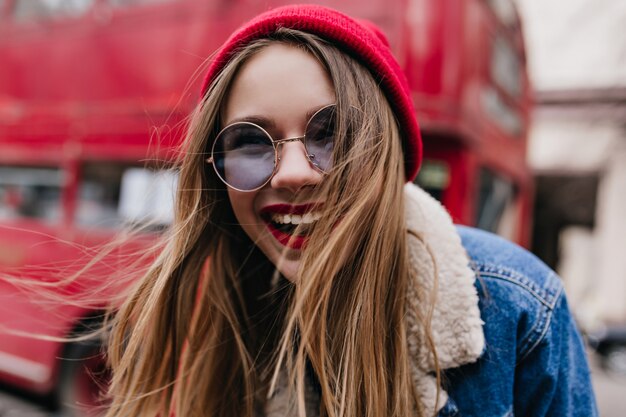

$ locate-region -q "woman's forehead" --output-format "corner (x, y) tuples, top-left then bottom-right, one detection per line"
(223, 43), (335, 127)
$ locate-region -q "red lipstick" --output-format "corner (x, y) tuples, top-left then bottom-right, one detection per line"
(266, 222), (307, 249)
(260, 203), (323, 250)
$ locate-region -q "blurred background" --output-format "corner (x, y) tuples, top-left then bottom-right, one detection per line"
(517, 1), (626, 415)
(0, 0), (624, 416)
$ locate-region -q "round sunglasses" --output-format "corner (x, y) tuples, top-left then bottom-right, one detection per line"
(206, 104), (336, 192)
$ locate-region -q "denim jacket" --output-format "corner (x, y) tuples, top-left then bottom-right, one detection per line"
(438, 226), (599, 417)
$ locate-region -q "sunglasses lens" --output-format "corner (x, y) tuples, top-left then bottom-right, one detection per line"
(305, 105), (336, 172)
(212, 123), (275, 191)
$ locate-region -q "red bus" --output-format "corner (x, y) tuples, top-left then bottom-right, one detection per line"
(0, 0), (532, 415)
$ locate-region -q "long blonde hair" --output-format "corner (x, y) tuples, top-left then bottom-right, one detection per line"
(105, 29), (435, 417)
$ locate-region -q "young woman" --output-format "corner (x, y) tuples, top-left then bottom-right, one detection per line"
(104, 5), (597, 417)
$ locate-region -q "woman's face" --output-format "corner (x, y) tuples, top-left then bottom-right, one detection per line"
(223, 43), (336, 281)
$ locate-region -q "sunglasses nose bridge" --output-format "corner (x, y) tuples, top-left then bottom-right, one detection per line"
(274, 135), (310, 161)
(274, 135), (306, 146)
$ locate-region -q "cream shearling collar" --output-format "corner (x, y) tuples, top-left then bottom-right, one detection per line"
(265, 184), (485, 416)
(403, 183), (485, 415)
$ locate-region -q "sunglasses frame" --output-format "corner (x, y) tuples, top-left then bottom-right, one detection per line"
(206, 104), (336, 192)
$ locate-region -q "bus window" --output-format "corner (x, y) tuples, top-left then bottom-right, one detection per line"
(481, 86), (523, 138)
(13, 0), (95, 21)
(414, 159), (451, 203)
(491, 35), (522, 99)
(77, 162), (176, 229)
(0, 166), (64, 222)
(77, 162), (131, 228)
(117, 168), (177, 226)
(475, 168), (518, 240)
(486, 0), (518, 27)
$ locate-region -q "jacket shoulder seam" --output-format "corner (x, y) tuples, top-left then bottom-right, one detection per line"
(473, 263), (565, 360)
(473, 262), (562, 310)
(517, 290), (562, 362)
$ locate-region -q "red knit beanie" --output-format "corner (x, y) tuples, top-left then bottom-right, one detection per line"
(201, 4), (422, 181)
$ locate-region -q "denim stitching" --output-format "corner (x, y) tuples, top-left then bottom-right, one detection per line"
(502, 407), (514, 417)
(473, 263), (564, 361)
(517, 299), (549, 361)
(474, 263), (561, 309)
(517, 293), (559, 362)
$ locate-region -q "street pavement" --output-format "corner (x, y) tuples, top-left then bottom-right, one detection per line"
(590, 353), (626, 417)
(0, 352), (625, 416)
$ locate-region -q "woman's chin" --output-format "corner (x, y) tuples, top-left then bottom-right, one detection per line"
(273, 258), (300, 283)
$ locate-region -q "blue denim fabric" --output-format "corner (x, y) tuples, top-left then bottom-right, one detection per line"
(437, 227), (598, 417)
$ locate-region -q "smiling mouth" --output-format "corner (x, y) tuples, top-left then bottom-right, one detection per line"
(269, 211), (322, 236)
(260, 204), (323, 249)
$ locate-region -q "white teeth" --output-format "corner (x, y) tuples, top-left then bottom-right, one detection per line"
(271, 211), (321, 225)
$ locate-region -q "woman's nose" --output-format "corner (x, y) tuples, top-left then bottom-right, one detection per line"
(270, 142), (323, 193)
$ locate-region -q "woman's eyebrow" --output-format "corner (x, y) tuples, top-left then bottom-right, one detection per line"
(226, 115), (276, 129)
(226, 104), (332, 128)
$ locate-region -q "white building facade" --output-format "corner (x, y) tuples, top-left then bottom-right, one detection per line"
(516, 0), (626, 327)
